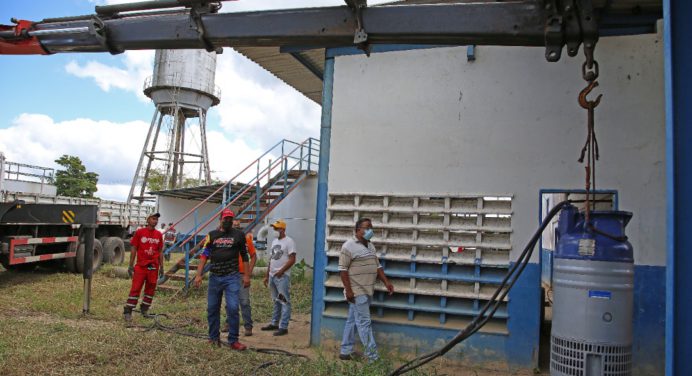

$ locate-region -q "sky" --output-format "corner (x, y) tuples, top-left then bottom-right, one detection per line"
(0, 0), (387, 201)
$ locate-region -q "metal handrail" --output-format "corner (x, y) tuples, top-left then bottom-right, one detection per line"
(162, 138), (309, 241)
(163, 138), (318, 255)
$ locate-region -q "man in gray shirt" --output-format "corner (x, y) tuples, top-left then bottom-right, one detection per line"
(338, 217), (394, 362)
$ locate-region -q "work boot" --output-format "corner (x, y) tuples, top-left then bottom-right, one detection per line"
(228, 341), (247, 351)
(123, 307), (133, 324)
(140, 306), (154, 319)
(273, 328), (288, 336)
(338, 352), (362, 361)
(208, 339), (221, 347)
(244, 327), (253, 336)
(261, 324), (278, 331)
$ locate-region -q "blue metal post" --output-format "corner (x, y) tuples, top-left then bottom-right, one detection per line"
(665, 1), (692, 375)
(256, 161), (261, 224)
(184, 242), (189, 290)
(300, 141), (304, 171)
(310, 53), (335, 346)
(307, 138), (312, 172)
(283, 158), (288, 196)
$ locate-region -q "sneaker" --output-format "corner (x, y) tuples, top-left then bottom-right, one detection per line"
(228, 341), (247, 351)
(244, 327), (253, 336)
(208, 339), (221, 347)
(273, 328), (288, 336)
(261, 324), (279, 331)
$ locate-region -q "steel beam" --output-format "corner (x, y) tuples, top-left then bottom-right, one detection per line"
(16, 3), (547, 53)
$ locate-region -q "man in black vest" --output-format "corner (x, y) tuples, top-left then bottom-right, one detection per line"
(194, 209), (250, 350)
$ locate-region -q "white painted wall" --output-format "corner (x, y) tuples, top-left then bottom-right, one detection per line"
(156, 196), (228, 236)
(155, 176), (317, 265)
(260, 175), (317, 266)
(329, 29), (665, 266)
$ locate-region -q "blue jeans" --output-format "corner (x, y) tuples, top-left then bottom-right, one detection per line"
(269, 274), (291, 329)
(207, 273), (241, 343)
(340, 294), (379, 361)
(239, 283), (253, 329)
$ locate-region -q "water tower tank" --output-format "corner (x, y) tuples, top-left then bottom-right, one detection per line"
(144, 49), (221, 112)
(129, 49), (220, 203)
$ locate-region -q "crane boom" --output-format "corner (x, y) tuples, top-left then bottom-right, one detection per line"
(0, 0), (661, 62)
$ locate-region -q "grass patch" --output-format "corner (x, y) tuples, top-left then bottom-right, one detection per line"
(0, 253), (450, 376)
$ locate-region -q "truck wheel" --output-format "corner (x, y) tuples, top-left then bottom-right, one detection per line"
(103, 237), (125, 265)
(75, 239), (103, 273)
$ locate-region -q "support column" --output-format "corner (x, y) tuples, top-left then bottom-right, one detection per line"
(664, 1), (692, 375)
(310, 52), (335, 346)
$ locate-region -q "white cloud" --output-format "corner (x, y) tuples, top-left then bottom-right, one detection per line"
(214, 51), (321, 149)
(0, 113), (265, 201)
(65, 50), (154, 102)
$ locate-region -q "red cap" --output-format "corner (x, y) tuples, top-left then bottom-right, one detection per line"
(220, 209), (235, 219)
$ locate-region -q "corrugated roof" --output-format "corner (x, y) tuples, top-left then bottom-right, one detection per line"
(150, 181), (249, 203)
(233, 46), (325, 104)
(229, 1), (500, 105)
(230, 2), (476, 105)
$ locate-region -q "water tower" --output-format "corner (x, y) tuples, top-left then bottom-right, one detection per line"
(128, 49), (220, 203)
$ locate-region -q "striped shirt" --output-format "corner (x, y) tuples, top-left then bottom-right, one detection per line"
(338, 237), (382, 297)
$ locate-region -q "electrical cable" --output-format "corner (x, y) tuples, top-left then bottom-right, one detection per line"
(126, 310), (309, 373)
(389, 200), (572, 376)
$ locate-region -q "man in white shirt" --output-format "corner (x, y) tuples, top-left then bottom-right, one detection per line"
(261, 219), (296, 336)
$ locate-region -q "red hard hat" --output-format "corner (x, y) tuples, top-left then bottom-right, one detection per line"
(220, 209), (235, 219)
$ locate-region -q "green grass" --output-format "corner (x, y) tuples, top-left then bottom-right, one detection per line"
(0, 255), (450, 376)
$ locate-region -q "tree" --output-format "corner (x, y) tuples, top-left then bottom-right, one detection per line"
(145, 168), (210, 191)
(54, 155), (99, 198)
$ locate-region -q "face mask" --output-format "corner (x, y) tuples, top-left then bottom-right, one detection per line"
(363, 228), (374, 241)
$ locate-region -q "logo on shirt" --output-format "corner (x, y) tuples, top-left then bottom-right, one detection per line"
(213, 238), (235, 247)
(140, 237), (160, 244)
(271, 244), (284, 260)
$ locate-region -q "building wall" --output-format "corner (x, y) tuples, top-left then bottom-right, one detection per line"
(262, 175), (317, 266)
(155, 176), (317, 265)
(157, 196), (224, 236)
(322, 28), (664, 373)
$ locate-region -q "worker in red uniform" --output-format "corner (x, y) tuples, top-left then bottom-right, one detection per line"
(123, 212), (164, 322)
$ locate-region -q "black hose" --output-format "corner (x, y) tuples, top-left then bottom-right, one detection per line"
(127, 311), (309, 366)
(389, 200), (572, 376)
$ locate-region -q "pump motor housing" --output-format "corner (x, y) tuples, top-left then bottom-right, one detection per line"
(550, 204), (634, 376)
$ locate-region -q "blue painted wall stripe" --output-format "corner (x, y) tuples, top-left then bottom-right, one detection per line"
(633, 265), (666, 375)
(664, 1), (692, 375)
(310, 52), (335, 346)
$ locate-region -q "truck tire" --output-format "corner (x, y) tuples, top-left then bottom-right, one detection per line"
(75, 239), (103, 274)
(102, 237), (125, 265)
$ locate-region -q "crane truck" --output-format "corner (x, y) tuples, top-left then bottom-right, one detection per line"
(0, 152), (150, 272)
